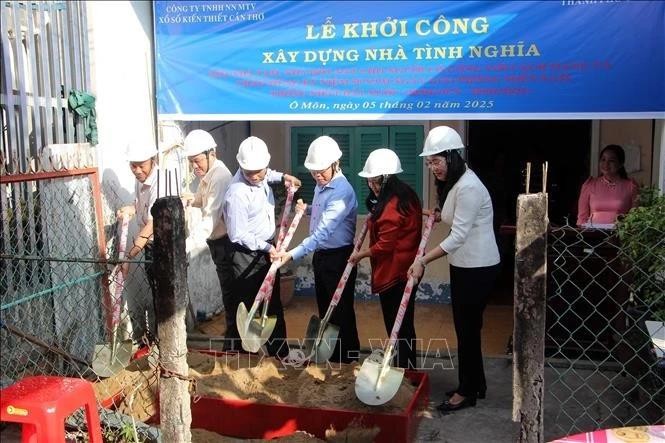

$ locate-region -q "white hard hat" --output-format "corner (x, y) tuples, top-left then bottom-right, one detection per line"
(358, 148), (403, 178)
(420, 126), (465, 157)
(237, 136), (270, 170)
(126, 143), (158, 162)
(304, 136), (343, 170)
(183, 129), (216, 157)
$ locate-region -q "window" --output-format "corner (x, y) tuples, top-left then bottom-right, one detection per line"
(291, 126), (424, 214)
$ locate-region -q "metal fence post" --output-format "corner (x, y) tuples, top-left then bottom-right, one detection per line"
(513, 192), (549, 443)
(151, 196), (191, 442)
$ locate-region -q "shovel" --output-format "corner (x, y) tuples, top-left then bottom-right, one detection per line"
(93, 216), (134, 377)
(237, 198), (306, 353)
(355, 211), (436, 405)
(303, 218), (370, 363)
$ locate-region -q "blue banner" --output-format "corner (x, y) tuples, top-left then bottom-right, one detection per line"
(154, 1), (665, 120)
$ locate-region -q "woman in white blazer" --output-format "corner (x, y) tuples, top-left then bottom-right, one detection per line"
(408, 126), (500, 414)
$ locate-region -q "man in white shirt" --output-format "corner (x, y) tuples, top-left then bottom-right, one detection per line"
(118, 144), (159, 279)
(117, 143), (160, 330)
(221, 136), (301, 356)
(182, 129), (233, 313)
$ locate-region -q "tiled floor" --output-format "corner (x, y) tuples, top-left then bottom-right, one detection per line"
(197, 296), (514, 357)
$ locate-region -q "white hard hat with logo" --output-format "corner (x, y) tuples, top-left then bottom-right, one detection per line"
(237, 136), (271, 170)
(184, 129), (217, 157)
(304, 136), (343, 170)
(420, 126), (465, 157)
(126, 143), (158, 162)
(358, 148), (403, 178)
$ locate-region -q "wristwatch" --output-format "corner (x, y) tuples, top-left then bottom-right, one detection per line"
(418, 257), (427, 268)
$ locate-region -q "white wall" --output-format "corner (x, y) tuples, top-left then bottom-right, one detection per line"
(87, 0), (155, 210)
(86, 1), (160, 329)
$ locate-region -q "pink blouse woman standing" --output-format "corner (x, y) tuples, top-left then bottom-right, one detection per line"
(577, 144), (638, 227)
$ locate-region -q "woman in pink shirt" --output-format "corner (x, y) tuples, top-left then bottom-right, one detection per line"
(577, 144), (638, 227)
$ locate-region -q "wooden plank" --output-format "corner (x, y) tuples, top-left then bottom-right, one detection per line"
(10, 2), (31, 171)
(66, 1), (84, 141)
(78, 2), (91, 92)
(37, 2), (54, 148)
(46, 1), (65, 144)
(0, 167), (99, 184)
(26, 3), (43, 159)
(0, 4), (19, 172)
(57, 3), (75, 143)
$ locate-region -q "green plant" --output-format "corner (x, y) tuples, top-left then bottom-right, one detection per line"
(616, 186), (665, 321)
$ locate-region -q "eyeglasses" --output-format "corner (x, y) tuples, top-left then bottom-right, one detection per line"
(425, 158), (445, 168)
(310, 165), (332, 176)
(367, 177), (382, 185)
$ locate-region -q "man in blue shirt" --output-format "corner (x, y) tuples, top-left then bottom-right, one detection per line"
(221, 136), (301, 358)
(277, 136), (360, 363)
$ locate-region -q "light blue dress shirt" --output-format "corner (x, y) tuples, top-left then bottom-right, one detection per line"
(290, 172), (357, 261)
(223, 168), (283, 252)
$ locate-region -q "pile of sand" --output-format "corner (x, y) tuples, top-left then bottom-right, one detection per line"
(188, 351), (416, 413)
(94, 350), (417, 441)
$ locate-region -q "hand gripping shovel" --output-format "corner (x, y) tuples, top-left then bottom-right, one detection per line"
(93, 216), (134, 377)
(303, 218), (370, 363)
(355, 211), (436, 405)
(237, 194), (305, 353)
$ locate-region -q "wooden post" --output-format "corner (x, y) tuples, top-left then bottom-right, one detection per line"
(512, 192), (548, 443)
(152, 196), (191, 442)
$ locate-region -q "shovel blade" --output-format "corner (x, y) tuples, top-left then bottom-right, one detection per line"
(237, 302), (277, 353)
(355, 357), (405, 406)
(236, 302), (251, 338)
(242, 316), (277, 353)
(303, 315), (340, 364)
(92, 340), (133, 378)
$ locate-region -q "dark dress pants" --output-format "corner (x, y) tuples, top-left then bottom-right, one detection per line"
(208, 235), (288, 359)
(449, 263), (500, 398)
(312, 244), (360, 363)
(378, 280), (417, 369)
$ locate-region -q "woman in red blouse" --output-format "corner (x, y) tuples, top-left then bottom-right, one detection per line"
(349, 148), (422, 369)
(577, 144), (638, 227)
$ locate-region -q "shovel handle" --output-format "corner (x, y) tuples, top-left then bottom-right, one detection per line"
(117, 216), (130, 259)
(255, 203), (307, 304)
(275, 186), (297, 251)
(107, 217), (130, 332)
(322, 218), (370, 322)
(387, 211), (436, 345)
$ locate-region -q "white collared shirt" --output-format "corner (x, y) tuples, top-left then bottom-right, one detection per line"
(135, 166), (158, 241)
(190, 159), (233, 241)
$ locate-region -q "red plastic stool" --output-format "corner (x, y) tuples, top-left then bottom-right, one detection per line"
(0, 375), (102, 443)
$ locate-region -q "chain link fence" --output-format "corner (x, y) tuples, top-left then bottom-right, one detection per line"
(546, 208), (665, 438)
(1, 167), (161, 440)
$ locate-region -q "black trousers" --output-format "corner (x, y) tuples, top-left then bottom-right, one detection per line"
(378, 280), (417, 369)
(312, 245), (360, 363)
(206, 236), (233, 308)
(143, 243), (158, 334)
(207, 235), (288, 359)
(449, 263), (500, 398)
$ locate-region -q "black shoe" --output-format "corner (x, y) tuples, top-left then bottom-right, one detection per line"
(436, 396), (477, 413)
(445, 389), (486, 399)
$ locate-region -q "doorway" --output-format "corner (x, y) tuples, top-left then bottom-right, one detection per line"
(468, 120), (592, 304)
